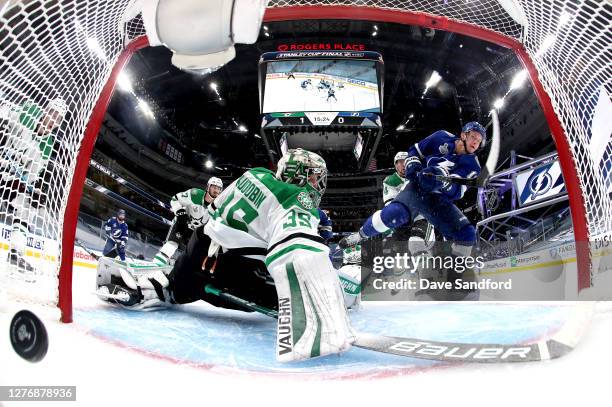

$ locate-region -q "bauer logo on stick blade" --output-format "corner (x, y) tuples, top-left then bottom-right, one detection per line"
(10, 310), (49, 362)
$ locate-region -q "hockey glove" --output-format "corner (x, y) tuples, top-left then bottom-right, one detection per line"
(404, 156), (422, 183)
(175, 211), (189, 228)
(418, 166), (449, 192)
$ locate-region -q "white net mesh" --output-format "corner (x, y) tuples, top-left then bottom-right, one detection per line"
(271, 0), (525, 37)
(0, 0), (609, 320)
(516, 0), (612, 237)
(0, 0), (135, 318)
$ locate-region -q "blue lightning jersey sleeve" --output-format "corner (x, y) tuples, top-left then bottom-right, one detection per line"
(317, 208), (333, 240)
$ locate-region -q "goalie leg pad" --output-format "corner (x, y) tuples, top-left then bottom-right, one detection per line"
(96, 258), (173, 310)
(337, 264), (361, 310)
(269, 252), (356, 362)
(154, 241), (179, 265)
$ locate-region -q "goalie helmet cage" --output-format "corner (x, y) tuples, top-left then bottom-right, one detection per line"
(0, 1), (609, 323)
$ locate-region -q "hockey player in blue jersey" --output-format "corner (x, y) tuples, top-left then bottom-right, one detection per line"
(340, 122), (486, 262)
(318, 208), (333, 241)
(103, 209), (129, 261)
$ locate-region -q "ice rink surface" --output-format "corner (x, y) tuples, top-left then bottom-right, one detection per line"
(1, 266), (610, 406)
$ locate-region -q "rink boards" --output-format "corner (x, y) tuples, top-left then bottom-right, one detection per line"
(1, 220), (610, 299)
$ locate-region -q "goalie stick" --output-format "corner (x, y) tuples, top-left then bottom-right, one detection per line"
(425, 109), (501, 188)
(204, 283), (594, 363)
(75, 238), (100, 260)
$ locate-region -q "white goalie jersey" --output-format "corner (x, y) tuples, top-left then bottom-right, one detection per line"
(205, 167), (328, 266)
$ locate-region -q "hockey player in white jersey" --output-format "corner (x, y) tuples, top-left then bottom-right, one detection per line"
(103, 149), (355, 361)
(382, 151), (408, 205)
(0, 97), (68, 276)
(153, 177), (223, 265)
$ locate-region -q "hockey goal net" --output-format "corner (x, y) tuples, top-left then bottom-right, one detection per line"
(0, 1), (609, 322)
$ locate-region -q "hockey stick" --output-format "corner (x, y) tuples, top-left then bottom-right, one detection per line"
(202, 283), (594, 363)
(75, 238), (100, 260)
(204, 285), (279, 318)
(425, 109), (501, 189)
(425, 174), (479, 188)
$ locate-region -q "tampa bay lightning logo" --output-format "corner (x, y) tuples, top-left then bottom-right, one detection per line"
(527, 166), (553, 200)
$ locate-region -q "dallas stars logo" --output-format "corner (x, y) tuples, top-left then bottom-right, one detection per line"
(297, 191), (314, 209)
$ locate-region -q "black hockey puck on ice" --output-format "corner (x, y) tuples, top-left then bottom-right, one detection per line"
(9, 310), (49, 362)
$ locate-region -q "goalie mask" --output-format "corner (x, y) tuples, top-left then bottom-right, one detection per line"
(276, 148), (327, 206)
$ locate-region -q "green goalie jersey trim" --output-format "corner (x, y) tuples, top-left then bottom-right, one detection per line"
(265, 244), (324, 267)
(383, 172), (403, 187)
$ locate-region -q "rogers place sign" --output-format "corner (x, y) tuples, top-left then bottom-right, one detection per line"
(277, 43), (366, 51)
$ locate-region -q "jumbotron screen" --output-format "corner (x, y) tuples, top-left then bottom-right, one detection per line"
(262, 59), (380, 114)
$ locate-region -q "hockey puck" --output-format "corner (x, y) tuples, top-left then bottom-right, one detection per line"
(9, 310), (49, 362)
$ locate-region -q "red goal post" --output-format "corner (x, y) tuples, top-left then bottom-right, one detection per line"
(0, 1), (608, 323)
